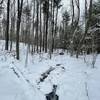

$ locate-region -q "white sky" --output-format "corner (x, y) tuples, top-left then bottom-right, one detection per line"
(61, 0), (86, 12)
(58, 0), (88, 22)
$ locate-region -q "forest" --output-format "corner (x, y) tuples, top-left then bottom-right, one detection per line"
(0, 0), (100, 100)
(0, 0), (100, 59)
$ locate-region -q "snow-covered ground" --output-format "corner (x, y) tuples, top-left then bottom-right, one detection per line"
(0, 40), (100, 100)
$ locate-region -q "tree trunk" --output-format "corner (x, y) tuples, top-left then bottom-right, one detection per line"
(40, 2), (42, 52)
(42, 14), (46, 52)
(45, 0), (49, 53)
(36, 1), (39, 53)
(5, 0), (10, 50)
(16, 0), (23, 60)
(32, 0), (35, 54)
(10, 0), (15, 51)
(54, 6), (58, 50)
(76, 0), (93, 58)
(51, 0), (55, 53)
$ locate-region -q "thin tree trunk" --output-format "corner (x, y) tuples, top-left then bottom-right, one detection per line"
(51, 0), (55, 52)
(76, 0), (93, 58)
(40, 2), (42, 52)
(54, 6), (58, 50)
(36, 1), (39, 53)
(5, 0), (10, 50)
(32, 0), (35, 54)
(10, 0), (15, 51)
(45, 0), (49, 53)
(16, 0), (23, 60)
(42, 14), (46, 52)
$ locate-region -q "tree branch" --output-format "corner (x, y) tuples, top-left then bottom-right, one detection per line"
(0, 0), (3, 4)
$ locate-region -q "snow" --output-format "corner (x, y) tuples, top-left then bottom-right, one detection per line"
(0, 40), (100, 100)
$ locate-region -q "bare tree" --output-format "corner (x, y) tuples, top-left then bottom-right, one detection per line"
(10, 0), (16, 51)
(31, 0), (36, 53)
(76, 0), (93, 58)
(36, 0), (39, 53)
(5, 0), (10, 50)
(45, 0), (49, 52)
(0, 0), (3, 4)
(70, 0), (80, 56)
(39, 0), (42, 52)
(16, 0), (23, 59)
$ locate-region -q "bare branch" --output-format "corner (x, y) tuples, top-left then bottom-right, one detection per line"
(0, 0), (3, 4)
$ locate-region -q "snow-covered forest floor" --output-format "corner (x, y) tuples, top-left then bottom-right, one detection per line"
(0, 40), (100, 100)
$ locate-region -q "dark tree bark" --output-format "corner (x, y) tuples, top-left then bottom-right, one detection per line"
(0, 0), (3, 4)
(36, 1), (39, 53)
(54, 6), (58, 50)
(5, 0), (10, 50)
(45, 0), (49, 53)
(71, 0), (74, 28)
(42, 14), (46, 52)
(31, 0), (35, 54)
(16, 0), (23, 59)
(51, 0), (55, 52)
(40, 2), (42, 52)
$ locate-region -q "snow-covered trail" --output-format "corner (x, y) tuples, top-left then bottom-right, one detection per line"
(0, 61), (87, 100)
(0, 43), (100, 100)
(33, 55), (90, 100)
(0, 57), (45, 100)
(0, 66), (25, 100)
